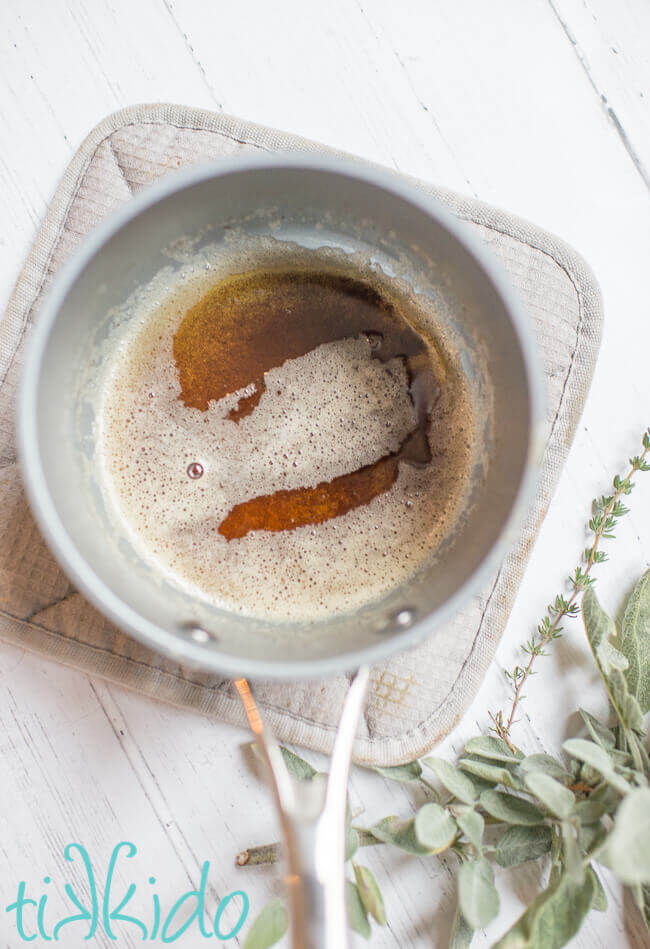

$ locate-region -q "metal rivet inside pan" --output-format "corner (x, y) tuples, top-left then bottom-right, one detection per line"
(179, 623), (217, 644)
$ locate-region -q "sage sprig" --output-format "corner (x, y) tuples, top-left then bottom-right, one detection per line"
(239, 429), (650, 947)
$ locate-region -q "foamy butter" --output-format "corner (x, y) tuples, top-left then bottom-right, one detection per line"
(97, 242), (474, 621)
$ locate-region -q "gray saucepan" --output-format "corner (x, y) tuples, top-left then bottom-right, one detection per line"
(18, 155), (543, 948)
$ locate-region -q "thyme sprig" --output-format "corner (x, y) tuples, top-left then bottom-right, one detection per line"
(491, 429), (650, 749)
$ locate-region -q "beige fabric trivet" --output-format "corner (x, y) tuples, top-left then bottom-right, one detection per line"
(0, 104), (602, 765)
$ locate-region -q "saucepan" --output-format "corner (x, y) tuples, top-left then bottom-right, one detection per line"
(18, 156), (543, 947)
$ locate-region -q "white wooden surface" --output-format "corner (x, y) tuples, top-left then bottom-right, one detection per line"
(1, 1), (649, 946)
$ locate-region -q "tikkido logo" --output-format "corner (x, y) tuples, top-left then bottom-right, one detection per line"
(5, 842), (250, 943)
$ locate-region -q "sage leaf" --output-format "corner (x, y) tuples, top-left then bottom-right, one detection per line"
(582, 587), (622, 675)
(493, 869), (594, 948)
(422, 757), (478, 805)
(353, 864), (386, 925)
(549, 827), (562, 885)
(465, 736), (522, 763)
(560, 821), (582, 881)
(588, 866), (607, 912)
(579, 762), (603, 788)
(456, 808), (484, 850)
(574, 796), (610, 823)
(518, 754), (568, 780)
(562, 738), (631, 795)
(577, 821), (607, 855)
(344, 800), (358, 863)
(449, 903), (474, 949)
(600, 639), (629, 672)
(346, 880), (371, 939)
(243, 898), (288, 949)
(458, 857), (499, 930)
(621, 569), (650, 713)
(495, 825), (553, 868)
(414, 803), (458, 853)
(562, 738), (613, 772)
(582, 589), (644, 733)
(370, 816), (429, 855)
(346, 824), (360, 862)
(589, 782), (620, 815)
(579, 708), (615, 749)
(567, 758), (581, 783)
(354, 828), (383, 848)
(458, 758), (523, 790)
(462, 770), (496, 795)
(631, 882), (650, 932)
(609, 748), (632, 771)
(523, 772), (574, 819)
(602, 787), (650, 884)
(608, 668), (645, 733)
(373, 761), (422, 783)
(479, 789), (545, 826)
(642, 883), (650, 932)
(627, 732), (650, 777)
(279, 745), (317, 781)
(610, 747), (633, 768)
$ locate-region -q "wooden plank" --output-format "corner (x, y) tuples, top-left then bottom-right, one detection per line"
(162, 0), (471, 185)
(549, 0), (650, 188)
(0, 643), (213, 946)
(0, 0), (214, 307)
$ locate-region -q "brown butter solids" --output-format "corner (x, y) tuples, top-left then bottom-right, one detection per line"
(172, 269), (440, 539)
(218, 428), (430, 540)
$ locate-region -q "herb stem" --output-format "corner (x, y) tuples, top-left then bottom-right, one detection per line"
(626, 729), (645, 774)
(235, 843), (279, 866)
(493, 431), (650, 745)
(419, 778), (440, 798)
(236, 829), (383, 867)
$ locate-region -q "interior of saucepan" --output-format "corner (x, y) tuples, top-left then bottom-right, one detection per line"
(20, 161), (538, 679)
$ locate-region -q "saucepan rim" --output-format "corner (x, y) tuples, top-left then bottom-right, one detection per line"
(17, 153), (545, 680)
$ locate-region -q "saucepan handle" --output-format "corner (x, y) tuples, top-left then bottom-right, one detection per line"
(236, 667), (370, 949)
